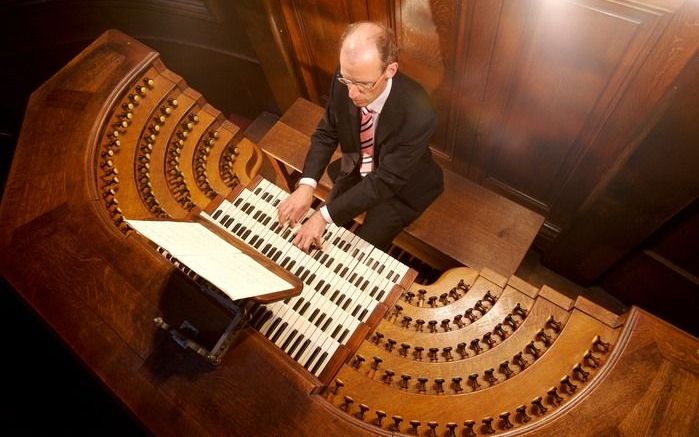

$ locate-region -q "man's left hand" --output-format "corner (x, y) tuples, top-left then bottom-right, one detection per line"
(293, 211), (327, 252)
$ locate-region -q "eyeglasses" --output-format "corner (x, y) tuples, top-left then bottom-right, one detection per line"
(337, 70), (385, 93)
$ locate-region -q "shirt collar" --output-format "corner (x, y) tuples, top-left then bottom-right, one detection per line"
(366, 77), (392, 114)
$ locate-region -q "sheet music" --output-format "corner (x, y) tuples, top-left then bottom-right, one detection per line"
(126, 219), (294, 299)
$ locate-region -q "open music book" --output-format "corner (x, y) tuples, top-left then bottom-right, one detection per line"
(126, 219), (297, 300)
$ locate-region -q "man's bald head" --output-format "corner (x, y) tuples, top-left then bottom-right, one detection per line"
(340, 22), (398, 69)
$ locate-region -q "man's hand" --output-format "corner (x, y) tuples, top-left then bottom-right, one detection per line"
(293, 211), (327, 252)
(278, 184), (314, 227)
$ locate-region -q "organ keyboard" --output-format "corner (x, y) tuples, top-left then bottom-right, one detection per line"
(1, 30), (697, 437)
(200, 176), (414, 380)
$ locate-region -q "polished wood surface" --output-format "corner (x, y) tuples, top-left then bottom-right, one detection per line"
(1, 30), (697, 437)
(260, 98), (545, 276)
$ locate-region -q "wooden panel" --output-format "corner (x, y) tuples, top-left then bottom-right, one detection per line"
(470, 0), (663, 216)
(391, 0), (462, 163)
(543, 44), (699, 282)
(280, 0), (359, 102)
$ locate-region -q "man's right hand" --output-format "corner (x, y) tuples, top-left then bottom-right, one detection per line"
(277, 184), (315, 227)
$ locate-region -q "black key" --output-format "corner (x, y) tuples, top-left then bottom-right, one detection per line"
(352, 305), (361, 317)
(305, 346), (322, 369)
(377, 290), (385, 300)
(234, 198), (243, 207)
(294, 339), (311, 361)
(281, 329), (298, 351)
(339, 328), (350, 343)
(253, 238), (264, 249)
(308, 308), (320, 323)
(261, 243), (272, 255)
(342, 298), (352, 310)
(249, 235), (259, 246)
(311, 351), (328, 374)
(225, 217), (235, 228)
(232, 223), (242, 233)
(336, 294), (345, 306)
(293, 297), (305, 311)
(314, 313), (326, 328)
(341, 266), (349, 277)
(359, 308), (368, 320)
(331, 289), (340, 302)
(270, 321), (288, 343)
(212, 210), (222, 220)
(288, 333), (305, 356)
(265, 317), (282, 338)
(322, 317), (333, 331)
(314, 280), (325, 292)
(300, 301), (311, 315)
(249, 306), (266, 327)
(254, 310), (273, 329)
(354, 275), (363, 287)
(331, 324), (342, 339)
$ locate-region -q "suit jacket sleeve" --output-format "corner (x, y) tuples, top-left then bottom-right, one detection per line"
(301, 74), (341, 181)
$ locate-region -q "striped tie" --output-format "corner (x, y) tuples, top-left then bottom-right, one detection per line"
(359, 107), (375, 177)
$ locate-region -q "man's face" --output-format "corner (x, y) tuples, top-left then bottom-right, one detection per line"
(339, 47), (389, 108)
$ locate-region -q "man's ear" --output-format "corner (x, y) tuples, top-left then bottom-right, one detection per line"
(385, 62), (398, 78)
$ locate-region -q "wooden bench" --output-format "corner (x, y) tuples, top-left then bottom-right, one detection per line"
(258, 98), (544, 276)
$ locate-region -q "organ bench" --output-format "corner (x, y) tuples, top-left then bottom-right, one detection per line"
(1, 30), (697, 437)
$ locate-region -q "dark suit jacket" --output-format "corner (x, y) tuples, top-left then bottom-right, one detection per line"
(302, 70), (444, 226)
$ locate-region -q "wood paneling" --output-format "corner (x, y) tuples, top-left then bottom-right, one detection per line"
(470, 0), (663, 215)
(543, 45), (699, 282)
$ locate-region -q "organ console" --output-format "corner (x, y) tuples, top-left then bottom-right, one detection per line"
(1, 30), (697, 436)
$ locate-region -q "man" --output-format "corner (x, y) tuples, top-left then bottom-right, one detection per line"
(278, 21), (443, 252)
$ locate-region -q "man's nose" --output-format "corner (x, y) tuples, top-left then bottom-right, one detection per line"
(347, 84), (360, 100)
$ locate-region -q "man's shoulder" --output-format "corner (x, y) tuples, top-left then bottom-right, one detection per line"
(391, 72), (435, 118)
